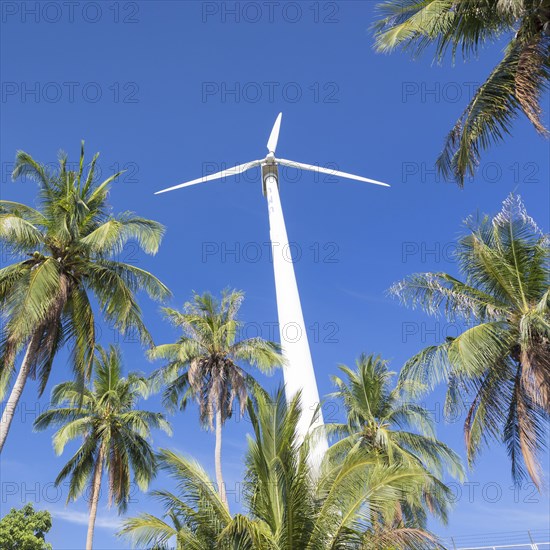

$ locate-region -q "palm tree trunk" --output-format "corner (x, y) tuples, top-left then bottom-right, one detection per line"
(0, 277), (69, 453)
(86, 444), (105, 550)
(0, 331), (42, 453)
(214, 409), (228, 508)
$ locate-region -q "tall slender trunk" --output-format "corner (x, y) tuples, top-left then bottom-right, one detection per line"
(0, 331), (42, 453)
(86, 444), (105, 550)
(0, 276), (69, 453)
(214, 409), (227, 508)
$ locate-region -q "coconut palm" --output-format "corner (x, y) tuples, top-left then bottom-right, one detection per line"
(373, 0), (550, 185)
(391, 195), (549, 489)
(34, 345), (171, 550)
(0, 143), (170, 451)
(120, 388), (443, 549)
(328, 353), (464, 526)
(148, 289), (283, 507)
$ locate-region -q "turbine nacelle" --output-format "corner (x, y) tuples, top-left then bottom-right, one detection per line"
(261, 159), (279, 196)
(155, 112), (390, 195)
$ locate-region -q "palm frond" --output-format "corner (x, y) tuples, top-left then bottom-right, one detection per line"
(80, 214), (165, 256)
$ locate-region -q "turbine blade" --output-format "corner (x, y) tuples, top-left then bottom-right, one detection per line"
(276, 158), (390, 187)
(155, 160), (262, 194)
(267, 112), (283, 154)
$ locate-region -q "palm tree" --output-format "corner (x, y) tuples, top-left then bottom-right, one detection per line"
(0, 143), (170, 451)
(148, 289), (283, 508)
(373, 0), (550, 185)
(391, 195), (549, 489)
(34, 345), (171, 550)
(328, 353), (464, 527)
(120, 388), (443, 549)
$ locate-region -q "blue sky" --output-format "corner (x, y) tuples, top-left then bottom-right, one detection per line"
(1, 1), (549, 548)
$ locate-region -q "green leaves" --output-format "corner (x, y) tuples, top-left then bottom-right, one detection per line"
(121, 388), (443, 549)
(374, 0), (508, 61)
(327, 352), (464, 529)
(119, 513), (182, 549)
(12, 151), (52, 188)
(437, 42), (530, 184)
(34, 346), (171, 512)
(149, 290), (283, 429)
(99, 260), (171, 302)
(0, 145), (170, 449)
(6, 258), (62, 342)
(120, 450), (232, 549)
(0, 504), (52, 550)
(81, 214), (165, 256)
(392, 196), (550, 489)
(231, 338), (284, 374)
(373, 0), (549, 185)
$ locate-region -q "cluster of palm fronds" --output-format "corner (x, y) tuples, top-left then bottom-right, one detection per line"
(373, 0), (550, 185)
(391, 194), (550, 489)
(0, 144), (169, 451)
(120, 387), (454, 550)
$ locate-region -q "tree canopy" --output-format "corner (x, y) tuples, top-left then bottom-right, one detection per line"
(0, 504), (52, 550)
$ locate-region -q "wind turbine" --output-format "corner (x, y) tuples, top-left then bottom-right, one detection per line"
(156, 113), (389, 468)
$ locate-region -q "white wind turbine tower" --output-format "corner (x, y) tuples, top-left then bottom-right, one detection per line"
(156, 113), (389, 469)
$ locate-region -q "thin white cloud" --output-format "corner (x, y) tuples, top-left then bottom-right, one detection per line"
(476, 504), (550, 525)
(337, 286), (389, 305)
(51, 508), (121, 530)
(444, 501), (550, 535)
